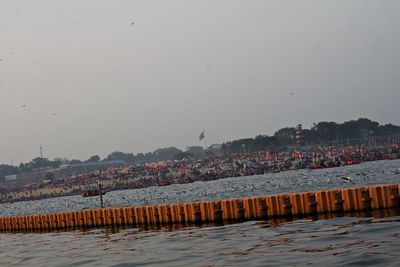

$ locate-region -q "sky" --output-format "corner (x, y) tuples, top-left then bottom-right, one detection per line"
(0, 0), (399, 164)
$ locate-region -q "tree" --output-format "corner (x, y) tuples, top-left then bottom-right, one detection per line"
(0, 164), (20, 176)
(274, 127), (295, 143)
(174, 152), (194, 160)
(69, 159), (82, 165)
(85, 155), (100, 163)
(106, 151), (135, 163)
(185, 146), (204, 156)
(45, 172), (55, 180)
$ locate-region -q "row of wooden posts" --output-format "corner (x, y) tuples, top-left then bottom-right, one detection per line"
(1, 183), (399, 232)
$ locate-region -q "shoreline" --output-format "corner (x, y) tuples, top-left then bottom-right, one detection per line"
(1, 158), (399, 205)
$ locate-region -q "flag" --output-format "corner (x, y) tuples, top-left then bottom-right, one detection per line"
(199, 130), (205, 141)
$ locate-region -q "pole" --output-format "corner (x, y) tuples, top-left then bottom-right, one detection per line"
(98, 181), (104, 208)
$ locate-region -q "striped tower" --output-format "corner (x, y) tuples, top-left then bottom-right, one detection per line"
(295, 124), (302, 145)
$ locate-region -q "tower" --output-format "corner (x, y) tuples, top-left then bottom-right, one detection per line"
(295, 124), (303, 146)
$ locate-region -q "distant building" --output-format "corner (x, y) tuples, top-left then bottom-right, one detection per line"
(59, 160), (127, 176)
(4, 174), (17, 181)
(0, 160), (128, 186)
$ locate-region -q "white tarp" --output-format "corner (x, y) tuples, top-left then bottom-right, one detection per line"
(5, 174), (17, 181)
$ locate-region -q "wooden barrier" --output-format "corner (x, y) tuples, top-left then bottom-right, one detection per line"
(0, 183), (399, 232)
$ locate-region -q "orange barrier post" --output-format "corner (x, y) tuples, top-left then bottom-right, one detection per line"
(254, 197), (268, 219)
(190, 202), (202, 223)
(20, 216), (27, 231)
(243, 198), (256, 219)
(93, 209), (101, 227)
(76, 211), (83, 227)
(49, 214), (56, 229)
(107, 209), (116, 226)
(79, 211), (86, 227)
(242, 197), (267, 219)
(133, 206), (146, 225)
(118, 208), (126, 226)
(1, 183), (400, 232)
(233, 199), (245, 220)
(66, 212), (74, 228)
(369, 184), (400, 209)
(169, 204), (185, 224)
(290, 192), (317, 216)
(315, 189), (343, 214)
(145, 206), (158, 225)
(200, 201), (222, 222)
(85, 210), (93, 227)
(199, 201), (211, 222)
(341, 187), (371, 212)
(18, 216), (25, 231)
(6, 217), (12, 231)
(42, 214), (50, 230)
(221, 199), (245, 221)
(34, 215), (41, 231)
(158, 205), (172, 224)
(112, 208), (121, 226)
(182, 203), (193, 223)
(266, 194), (292, 218)
(211, 201), (222, 222)
(16, 216), (23, 231)
(122, 207), (134, 225)
(62, 213), (68, 228)
(5, 217), (11, 231)
(221, 199), (234, 221)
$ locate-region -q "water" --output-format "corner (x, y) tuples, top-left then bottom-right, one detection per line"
(1, 160), (400, 216)
(1, 214), (399, 266)
(0, 159), (400, 266)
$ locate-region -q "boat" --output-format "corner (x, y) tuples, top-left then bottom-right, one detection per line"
(80, 185), (106, 197)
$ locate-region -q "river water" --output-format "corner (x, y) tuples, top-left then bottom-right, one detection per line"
(1, 160), (400, 266)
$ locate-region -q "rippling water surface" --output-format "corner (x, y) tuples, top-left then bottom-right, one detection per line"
(1, 160), (400, 266)
(1, 214), (399, 266)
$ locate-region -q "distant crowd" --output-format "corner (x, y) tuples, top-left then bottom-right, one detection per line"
(1, 144), (400, 203)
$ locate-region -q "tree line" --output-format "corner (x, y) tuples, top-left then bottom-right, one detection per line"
(220, 118), (400, 154)
(1, 118), (400, 177)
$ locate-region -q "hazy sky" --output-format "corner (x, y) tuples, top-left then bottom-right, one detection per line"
(1, 0), (399, 164)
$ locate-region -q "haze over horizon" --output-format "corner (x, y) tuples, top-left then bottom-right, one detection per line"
(1, 0), (399, 164)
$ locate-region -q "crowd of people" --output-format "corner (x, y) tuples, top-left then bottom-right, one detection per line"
(1, 144), (400, 203)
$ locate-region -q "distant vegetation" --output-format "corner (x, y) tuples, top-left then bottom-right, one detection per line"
(1, 118), (399, 177)
(221, 118), (400, 154)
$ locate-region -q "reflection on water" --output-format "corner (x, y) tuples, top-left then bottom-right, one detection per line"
(1, 211), (399, 266)
(1, 160), (400, 266)
(1, 159), (400, 216)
